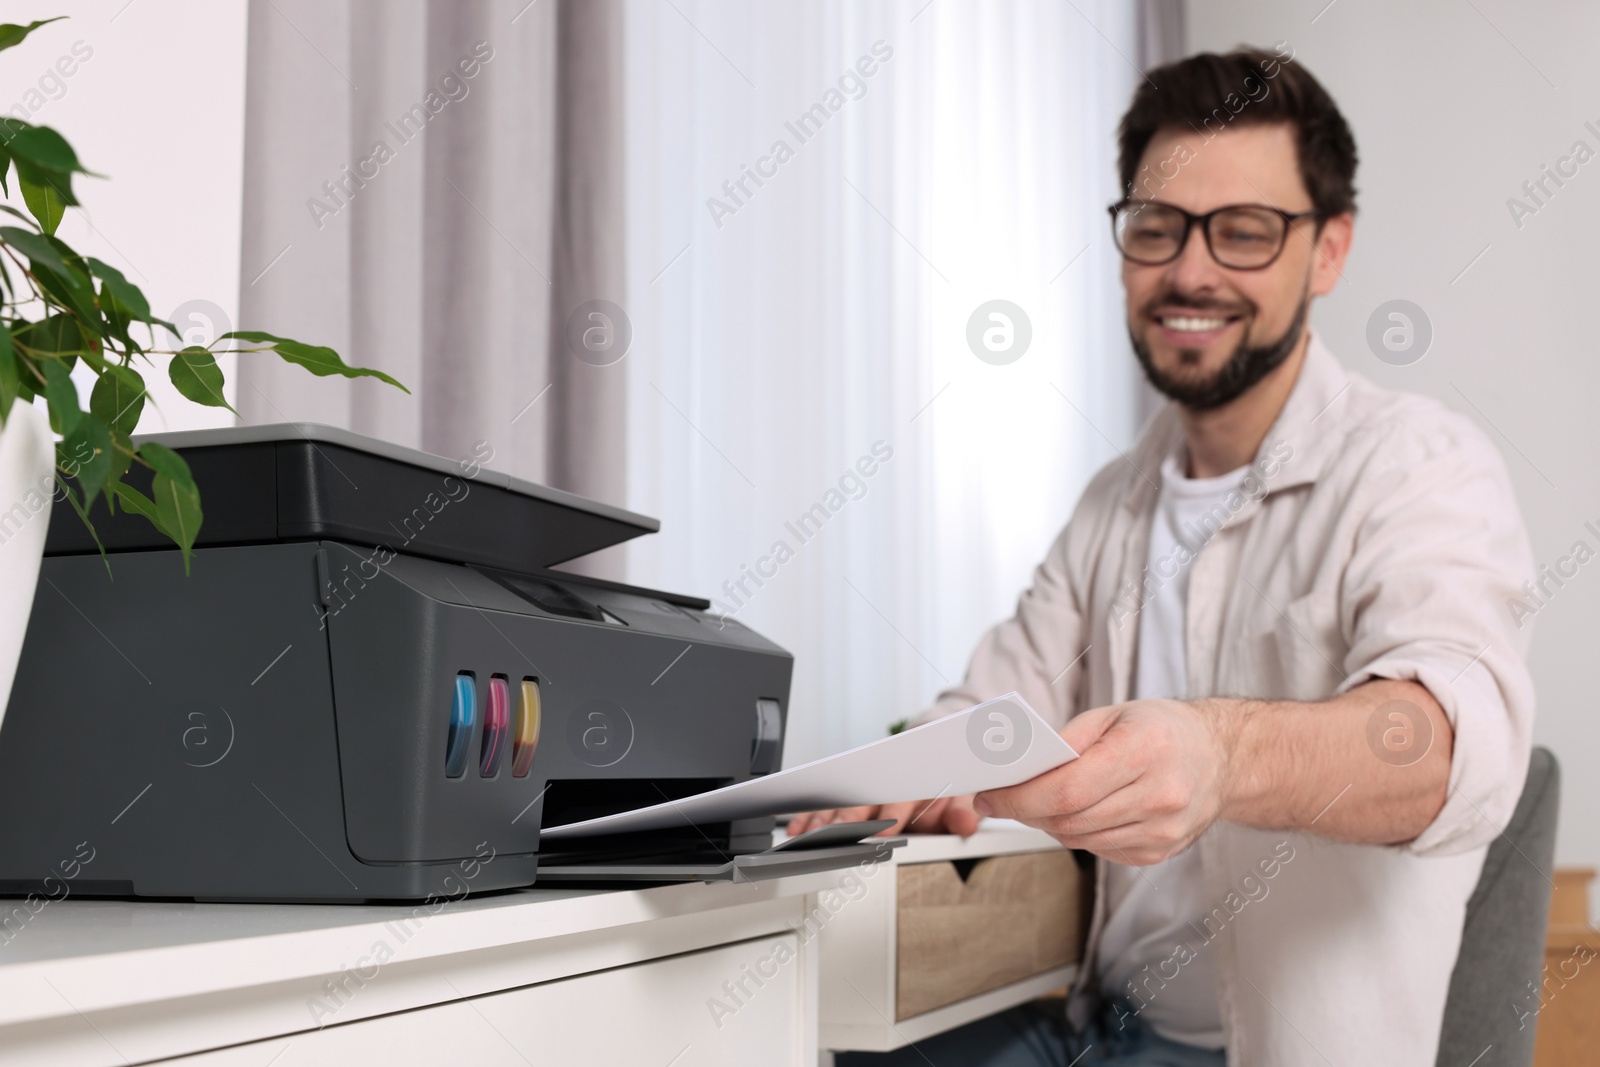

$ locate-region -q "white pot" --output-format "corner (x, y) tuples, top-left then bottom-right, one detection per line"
(0, 399), (55, 731)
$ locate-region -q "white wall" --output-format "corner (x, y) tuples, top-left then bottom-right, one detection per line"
(1184, 0), (1600, 894)
(0, 0), (248, 432)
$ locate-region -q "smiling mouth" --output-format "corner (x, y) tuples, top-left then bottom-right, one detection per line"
(1154, 312), (1244, 334)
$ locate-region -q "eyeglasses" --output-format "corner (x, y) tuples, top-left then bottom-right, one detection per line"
(1108, 200), (1323, 270)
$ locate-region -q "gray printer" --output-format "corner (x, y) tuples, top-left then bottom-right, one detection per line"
(0, 425), (895, 902)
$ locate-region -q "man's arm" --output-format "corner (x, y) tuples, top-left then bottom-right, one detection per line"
(1220, 678), (1450, 841)
(981, 404), (1537, 865)
(973, 677), (1450, 865)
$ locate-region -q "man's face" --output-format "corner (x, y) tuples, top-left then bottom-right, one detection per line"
(1121, 123), (1351, 410)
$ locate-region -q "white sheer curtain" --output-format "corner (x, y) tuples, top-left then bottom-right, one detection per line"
(622, 1), (1145, 764)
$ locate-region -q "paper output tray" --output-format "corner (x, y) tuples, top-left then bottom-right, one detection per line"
(536, 820), (904, 884)
(44, 423), (662, 572)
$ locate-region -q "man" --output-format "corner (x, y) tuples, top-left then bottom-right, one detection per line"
(795, 47), (1533, 1066)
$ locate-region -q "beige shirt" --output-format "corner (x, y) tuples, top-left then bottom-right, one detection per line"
(918, 333), (1536, 1065)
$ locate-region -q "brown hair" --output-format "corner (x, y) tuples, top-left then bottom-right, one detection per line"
(1117, 46), (1358, 216)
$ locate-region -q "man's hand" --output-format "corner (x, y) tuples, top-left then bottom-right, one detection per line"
(974, 698), (1234, 866)
(785, 795), (981, 838)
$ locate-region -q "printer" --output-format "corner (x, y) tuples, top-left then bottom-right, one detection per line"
(0, 425), (895, 902)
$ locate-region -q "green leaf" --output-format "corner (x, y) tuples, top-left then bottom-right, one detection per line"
(0, 322), (17, 417)
(168, 347), (231, 409)
(31, 236), (100, 332)
(19, 169), (64, 234)
(140, 442), (202, 572)
(13, 313), (86, 361)
(0, 118), (95, 213)
(106, 428), (134, 482)
(12, 158), (77, 210)
(60, 411), (111, 509)
(13, 357), (36, 403)
(87, 259), (149, 349)
(0, 225), (67, 274)
(220, 330), (410, 392)
(110, 479), (160, 527)
(36, 272), (98, 333)
(59, 473), (110, 576)
(5, 125), (87, 176)
(86, 258), (152, 322)
(138, 439), (191, 482)
(12, 344), (38, 403)
(0, 18), (66, 57)
(100, 293), (130, 347)
(0, 140), (10, 198)
(154, 471), (202, 572)
(89, 364), (144, 435)
(39, 357), (80, 436)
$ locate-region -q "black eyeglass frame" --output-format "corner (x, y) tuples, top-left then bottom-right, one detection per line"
(1107, 199), (1326, 270)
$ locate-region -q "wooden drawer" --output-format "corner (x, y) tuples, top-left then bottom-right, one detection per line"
(896, 850), (1083, 1019)
(815, 826), (1085, 1053)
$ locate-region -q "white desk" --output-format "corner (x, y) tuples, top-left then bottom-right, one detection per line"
(0, 873), (837, 1066)
(0, 827), (1080, 1066)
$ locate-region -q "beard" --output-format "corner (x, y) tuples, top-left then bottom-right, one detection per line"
(1129, 291), (1309, 412)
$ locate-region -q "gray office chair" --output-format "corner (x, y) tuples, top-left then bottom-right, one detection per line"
(1435, 746), (1560, 1067)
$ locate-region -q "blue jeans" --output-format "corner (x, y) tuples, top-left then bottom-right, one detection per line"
(834, 998), (1225, 1067)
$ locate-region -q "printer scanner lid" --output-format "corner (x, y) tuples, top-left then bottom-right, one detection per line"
(45, 422), (660, 571)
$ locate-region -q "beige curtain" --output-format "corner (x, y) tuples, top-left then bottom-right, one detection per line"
(545, 0), (625, 509)
(237, 0), (627, 574)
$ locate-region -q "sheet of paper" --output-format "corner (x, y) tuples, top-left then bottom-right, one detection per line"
(541, 692), (1076, 840)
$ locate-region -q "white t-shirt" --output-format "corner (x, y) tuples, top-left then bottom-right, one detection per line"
(1093, 448), (1248, 1050)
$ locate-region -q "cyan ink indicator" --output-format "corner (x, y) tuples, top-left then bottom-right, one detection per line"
(445, 672), (476, 778)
